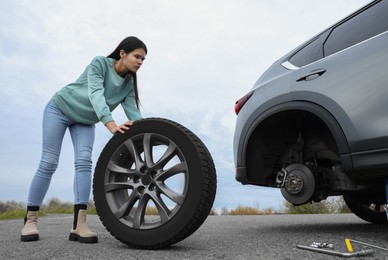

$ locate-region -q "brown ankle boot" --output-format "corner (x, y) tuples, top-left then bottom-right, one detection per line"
(69, 208), (98, 243)
(21, 211), (39, 242)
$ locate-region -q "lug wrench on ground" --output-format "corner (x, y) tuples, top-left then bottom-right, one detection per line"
(347, 238), (388, 252)
(297, 245), (374, 258)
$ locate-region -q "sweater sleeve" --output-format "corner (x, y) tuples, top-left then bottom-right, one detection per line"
(87, 57), (114, 125)
(122, 87), (142, 121)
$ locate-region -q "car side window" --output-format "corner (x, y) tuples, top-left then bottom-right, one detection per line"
(324, 0), (388, 57)
(288, 30), (329, 68)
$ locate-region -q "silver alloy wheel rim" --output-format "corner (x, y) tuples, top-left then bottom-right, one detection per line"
(103, 133), (188, 229)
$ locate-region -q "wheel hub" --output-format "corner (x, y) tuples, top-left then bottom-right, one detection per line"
(284, 173), (304, 194)
(281, 163), (315, 205)
(138, 165), (155, 186)
(141, 174), (152, 185)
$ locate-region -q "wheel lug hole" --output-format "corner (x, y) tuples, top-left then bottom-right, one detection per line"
(140, 166), (147, 174)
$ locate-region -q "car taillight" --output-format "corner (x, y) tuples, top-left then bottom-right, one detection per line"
(234, 91), (253, 115)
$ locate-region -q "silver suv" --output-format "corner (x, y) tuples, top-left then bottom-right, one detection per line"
(233, 0), (388, 224)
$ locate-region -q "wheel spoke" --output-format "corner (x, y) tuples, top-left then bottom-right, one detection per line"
(151, 195), (170, 223)
(124, 139), (143, 167)
(105, 182), (133, 192)
(156, 183), (185, 204)
(107, 161), (135, 176)
(143, 133), (154, 167)
(157, 162), (187, 181)
(114, 191), (139, 219)
(133, 195), (149, 228)
(155, 142), (177, 168)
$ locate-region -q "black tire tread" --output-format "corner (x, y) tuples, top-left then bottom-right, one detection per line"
(343, 195), (387, 225)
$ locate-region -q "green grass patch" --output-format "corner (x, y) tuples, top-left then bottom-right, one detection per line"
(0, 198), (97, 220)
(0, 209), (26, 220)
(0, 209), (46, 220)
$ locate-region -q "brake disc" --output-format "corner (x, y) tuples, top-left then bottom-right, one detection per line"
(281, 163), (315, 205)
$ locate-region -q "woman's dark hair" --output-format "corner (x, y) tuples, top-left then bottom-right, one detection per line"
(108, 36), (147, 110)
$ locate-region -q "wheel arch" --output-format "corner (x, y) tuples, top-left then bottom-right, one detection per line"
(242, 100), (353, 185)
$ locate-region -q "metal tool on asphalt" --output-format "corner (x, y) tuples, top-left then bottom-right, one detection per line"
(345, 238), (353, 252)
(346, 238), (388, 252)
(310, 242), (334, 249)
(297, 245), (374, 258)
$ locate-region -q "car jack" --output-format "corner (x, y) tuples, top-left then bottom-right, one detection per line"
(297, 244), (374, 258)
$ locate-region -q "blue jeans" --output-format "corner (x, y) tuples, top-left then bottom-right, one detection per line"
(27, 99), (95, 206)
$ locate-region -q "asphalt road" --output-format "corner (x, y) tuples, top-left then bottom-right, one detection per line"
(2, 213), (388, 259)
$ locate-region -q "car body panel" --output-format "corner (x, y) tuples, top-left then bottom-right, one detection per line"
(290, 31), (388, 153)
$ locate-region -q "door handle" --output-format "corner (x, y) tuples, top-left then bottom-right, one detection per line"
(297, 68), (327, 82)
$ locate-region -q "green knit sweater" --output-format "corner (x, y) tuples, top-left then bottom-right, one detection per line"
(53, 56), (142, 125)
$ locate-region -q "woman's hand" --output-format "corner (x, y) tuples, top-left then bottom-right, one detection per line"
(106, 120), (133, 134)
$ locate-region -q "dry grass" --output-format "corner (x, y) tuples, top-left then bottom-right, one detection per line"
(145, 207), (159, 215)
(229, 206), (259, 215)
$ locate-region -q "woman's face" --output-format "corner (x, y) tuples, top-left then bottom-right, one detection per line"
(120, 48), (146, 73)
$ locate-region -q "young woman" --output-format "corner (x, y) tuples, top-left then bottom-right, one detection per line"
(21, 36), (147, 243)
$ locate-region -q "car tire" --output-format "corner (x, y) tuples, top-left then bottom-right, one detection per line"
(343, 194), (387, 225)
(93, 118), (217, 249)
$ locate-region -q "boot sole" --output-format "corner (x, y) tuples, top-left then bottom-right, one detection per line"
(21, 234), (39, 242)
(69, 233), (98, 243)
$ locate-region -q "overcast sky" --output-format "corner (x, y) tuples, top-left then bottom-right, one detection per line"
(0, 0), (369, 210)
